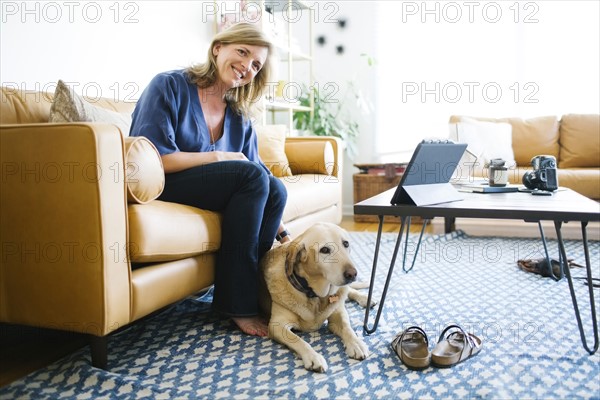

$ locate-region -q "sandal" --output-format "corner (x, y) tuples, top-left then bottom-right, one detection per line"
(391, 326), (431, 370)
(431, 325), (482, 368)
(518, 258), (584, 278)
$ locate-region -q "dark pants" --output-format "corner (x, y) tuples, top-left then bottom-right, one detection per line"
(159, 160), (287, 316)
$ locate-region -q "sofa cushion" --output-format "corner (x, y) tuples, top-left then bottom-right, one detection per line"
(285, 140), (335, 175)
(131, 255), (215, 321)
(49, 80), (133, 136)
(128, 200), (222, 262)
(449, 115), (560, 166)
(1, 85), (135, 125)
(557, 168), (600, 200)
(256, 124), (292, 177)
(281, 174), (340, 223)
(124, 136), (165, 204)
(1, 86), (54, 124)
(506, 116), (560, 165)
(559, 114), (600, 168)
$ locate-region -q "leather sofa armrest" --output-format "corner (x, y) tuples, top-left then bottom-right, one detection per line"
(0, 123), (131, 335)
(284, 136), (343, 178)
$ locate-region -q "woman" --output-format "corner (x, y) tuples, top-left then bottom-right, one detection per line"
(129, 23), (290, 337)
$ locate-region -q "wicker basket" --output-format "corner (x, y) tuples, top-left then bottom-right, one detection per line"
(353, 174), (401, 223)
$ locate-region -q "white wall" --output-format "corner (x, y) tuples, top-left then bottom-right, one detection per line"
(1, 1), (215, 100)
(308, 1), (377, 216)
(373, 0), (600, 158)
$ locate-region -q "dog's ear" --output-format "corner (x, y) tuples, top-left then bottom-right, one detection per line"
(285, 241), (307, 275)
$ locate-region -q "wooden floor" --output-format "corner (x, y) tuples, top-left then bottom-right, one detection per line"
(0, 216), (424, 387)
(340, 215), (430, 234)
(0, 324), (88, 387)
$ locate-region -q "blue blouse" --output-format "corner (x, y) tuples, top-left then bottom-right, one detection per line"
(129, 69), (266, 170)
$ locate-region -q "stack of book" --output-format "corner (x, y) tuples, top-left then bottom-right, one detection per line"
(451, 178), (520, 193)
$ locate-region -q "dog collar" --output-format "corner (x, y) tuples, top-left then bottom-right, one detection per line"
(286, 264), (318, 298)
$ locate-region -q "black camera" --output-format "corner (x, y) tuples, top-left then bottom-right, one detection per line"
(522, 155), (559, 191)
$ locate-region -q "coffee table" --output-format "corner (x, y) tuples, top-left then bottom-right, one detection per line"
(354, 187), (600, 354)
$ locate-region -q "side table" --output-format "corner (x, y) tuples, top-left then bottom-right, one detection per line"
(354, 187), (600, 355)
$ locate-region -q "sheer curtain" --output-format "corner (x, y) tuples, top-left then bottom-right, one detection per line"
(374, 1), (599, 159)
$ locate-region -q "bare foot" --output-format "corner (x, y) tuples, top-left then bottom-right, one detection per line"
(232, 316), (269, 337)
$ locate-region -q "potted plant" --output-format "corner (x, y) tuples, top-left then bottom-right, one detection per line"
(293, 55), (374, 158)
(293, 84), (359, 157)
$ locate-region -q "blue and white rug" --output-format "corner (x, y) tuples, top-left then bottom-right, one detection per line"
(1, 231), (599, 399)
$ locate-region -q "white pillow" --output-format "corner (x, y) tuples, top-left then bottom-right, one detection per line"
(449, 122), (480, 179)
(255, 124), (292, 177)
(49, 79), (132, 135)
(453, 117), (515, 167)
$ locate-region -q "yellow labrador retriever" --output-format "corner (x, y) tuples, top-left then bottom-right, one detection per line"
(259, 222), (373, 373)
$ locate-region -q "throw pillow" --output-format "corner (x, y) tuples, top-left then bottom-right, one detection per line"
(457, 117), (516, 167)
(48, 79), (132, 135)
(449, 115), (560, 166)
(559, 114), (600, 168)
(124, 136), (165, 204)
(256, 124), (293, 177)
(448, 122), (482, 179)
(285, 140), (335, 176)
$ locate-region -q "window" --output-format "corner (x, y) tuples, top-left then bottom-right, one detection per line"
(374, 1), (599, 158)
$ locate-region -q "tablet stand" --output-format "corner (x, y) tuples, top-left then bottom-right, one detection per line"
(393, 182), (463, 206)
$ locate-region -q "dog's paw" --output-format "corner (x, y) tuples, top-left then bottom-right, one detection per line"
(345, 338), (369, 360)
(349, 281), (370, 290)
(302, 352), (328, 373)
(354, 293), (378, 309)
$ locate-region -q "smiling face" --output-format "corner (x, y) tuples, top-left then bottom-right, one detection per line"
(213, 42), (268, 90)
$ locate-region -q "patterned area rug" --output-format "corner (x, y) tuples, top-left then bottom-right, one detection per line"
(2, 231), (599, 399)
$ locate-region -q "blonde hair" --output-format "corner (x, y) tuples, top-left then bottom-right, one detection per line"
(186, 23), (273, 118)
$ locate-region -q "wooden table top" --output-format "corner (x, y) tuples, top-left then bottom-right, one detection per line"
(354, 187), (600, 223)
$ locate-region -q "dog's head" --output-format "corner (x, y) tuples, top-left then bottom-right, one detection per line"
(285, 222), (357, 297)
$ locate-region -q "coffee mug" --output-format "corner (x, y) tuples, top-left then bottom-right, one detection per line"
(489, 158), (509, 187)
(490, 168), (509, 186)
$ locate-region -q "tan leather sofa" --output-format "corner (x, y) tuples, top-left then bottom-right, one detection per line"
(0, 86), (343, 368)
(449, 114), (600, 200)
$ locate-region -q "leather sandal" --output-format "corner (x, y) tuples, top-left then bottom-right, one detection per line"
(391, 326), (431, 370)
(431, 324), (482, 368)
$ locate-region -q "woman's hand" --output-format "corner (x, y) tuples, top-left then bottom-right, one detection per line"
(161, 151), (248, 173)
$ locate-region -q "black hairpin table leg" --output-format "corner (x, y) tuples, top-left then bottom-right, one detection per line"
(363, 216), (407, 335)
(403, 218), (429, 273)
(538, 221), (563, 281)
(554, 220), (598, 355)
